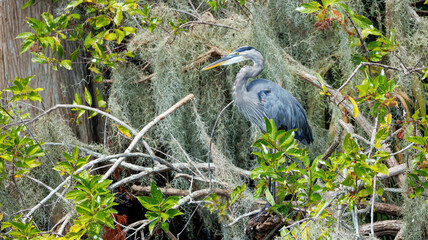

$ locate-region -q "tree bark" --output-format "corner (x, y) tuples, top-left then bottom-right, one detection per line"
(359, 220), (403, 237)
(0, 0), (94, 143)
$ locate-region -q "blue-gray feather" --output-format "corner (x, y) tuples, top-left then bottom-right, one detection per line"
(246, 79), (313, 145)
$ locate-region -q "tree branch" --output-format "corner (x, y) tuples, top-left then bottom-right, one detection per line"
(102, 94), (194, 180)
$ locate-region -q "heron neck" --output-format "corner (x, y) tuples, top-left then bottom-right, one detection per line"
(233, 60), (264, 96)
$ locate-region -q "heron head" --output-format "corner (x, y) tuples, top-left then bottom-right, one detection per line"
(202, 46), (261, 70)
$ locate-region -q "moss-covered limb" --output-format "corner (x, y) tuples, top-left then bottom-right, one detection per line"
(359, 219), (403, 237)
(102, 94), (195, 180)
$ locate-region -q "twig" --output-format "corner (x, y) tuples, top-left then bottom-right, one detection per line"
(370, 176), (376, 236)
(102, 94), (195, 180)
(352, 205), (359, 237)
(321, 128), (342, 160)
(175, 173), (231, 187)
(338, 120), (371, 146)
(56, 214), (71, 236)
(390, 143), (414, 156)
(413, 43), (428, 69)
(179, 21), (239, 31)
(7, 93), (60, 180)
(338, 62), (401, 92)
(208, 101), (234, 189)
(26, 176), (67, 202)
(296, 191), (345, 238)
(171, 8), (198, 19)
(168, 129), (203, 177)
(226, 209), (262, 227)
(347, 15), (369, 57)
(188, 0), (200, 19)
(23, 151), (170, 221)
(136, 73), (156, 83)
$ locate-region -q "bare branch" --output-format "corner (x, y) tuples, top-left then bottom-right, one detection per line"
(179, 21), (239, 31)
(226, 209), (262, 227)
(102, 94), (195, 180)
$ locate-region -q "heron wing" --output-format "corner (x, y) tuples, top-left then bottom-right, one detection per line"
(247, 79), (313, 144)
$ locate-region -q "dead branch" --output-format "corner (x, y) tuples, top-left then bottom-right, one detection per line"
(359, 220), (402, 237)
(182, 45), (223, 72)
(131, 185), (231, 197)
(179, 21), (239, 31)
(108, 162), (251, 190)
(357, 203), (403, 217)
(102, 94), (195, 180)
(174, 173), (231, 187)
(321, 128), (342, 160)
(136, 73), (156, 83)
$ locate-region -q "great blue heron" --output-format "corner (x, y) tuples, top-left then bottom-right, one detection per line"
(202, 46), (313, 144)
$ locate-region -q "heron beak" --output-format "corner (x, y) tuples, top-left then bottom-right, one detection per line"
(202, 54), (246, 71)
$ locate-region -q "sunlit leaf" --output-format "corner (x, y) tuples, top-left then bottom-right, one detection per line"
(348, 96), (359, 118)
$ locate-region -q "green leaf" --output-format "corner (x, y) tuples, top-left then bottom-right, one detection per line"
(60, 59), (72, 70)
(406, 136), (426, 146)
(16, 32), (34, 39)
(296, 2), (321, 13)
(367, 41), (382, 50)
(104, 33), (117, 41)
(114, 9), (123, 26)
(310, 192), (322, 201)
(20, 39), (35, 54)
(265, 188), (275, 206)
(122, 27), (136, 34)
(70, 47), (80, 61)
(22, 0), (35, 9)
(416, 187), (424, 197)
(115, 29), (125, 44)
(31, 56), (48, 64)
(137, 196), (160, 211)
(95, 15), (111, 29)
(84, 87), (92, 106)
(151, 182), (163, 203)
(165, 209), (183, 218)
(74, 92), (82, 105)
(160, 221), (169, 233)
(148, 218), (159, 235)
(351, 14), (373, 29)
(362, 28), (382, 38)
(114, 124), (132, 137)
(321, 0), (342, 7)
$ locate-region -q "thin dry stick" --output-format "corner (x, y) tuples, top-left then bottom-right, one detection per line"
(102, 94), (195, 180)
(188, 0), (200, 19)
(208, 101), (234, 189)
(179, 21), (239, 31)
(413, 42), (428, 69)
(226, 209), (262, 227)
(338, 62), (400, 92)
(295, 191), (345, 239)
(26, 176), (66, 201)
(168, 129), (202, 177)
(370, 176), (376, 236)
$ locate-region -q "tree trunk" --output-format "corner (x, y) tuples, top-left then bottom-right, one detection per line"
(0, 0), (94, 143)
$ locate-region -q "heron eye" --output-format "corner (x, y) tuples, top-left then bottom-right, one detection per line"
(235, 52), (239, 55)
